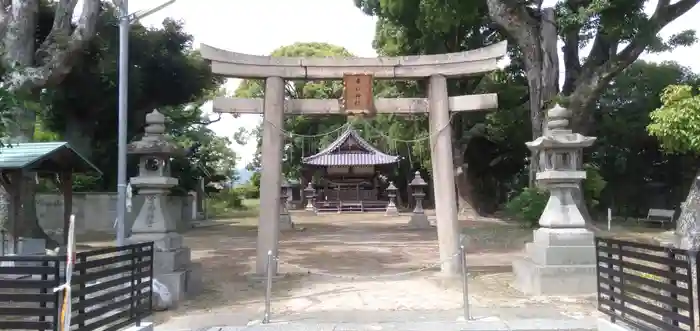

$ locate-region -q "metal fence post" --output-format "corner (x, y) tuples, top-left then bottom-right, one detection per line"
(460, 234), (470, 320)
(263, 250), (273, 324)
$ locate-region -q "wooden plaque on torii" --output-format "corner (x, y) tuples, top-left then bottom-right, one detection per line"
(342, 74), (374, 117)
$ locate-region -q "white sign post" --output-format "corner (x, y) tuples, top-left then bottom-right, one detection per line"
(54, 215), (76, 331)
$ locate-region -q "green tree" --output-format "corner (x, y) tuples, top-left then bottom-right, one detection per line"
(235, 42), (351, 178)
(595, 61), (699, 217)
(3, 2), (220, 242)
(356, 0), (699, 217)
(0, 1), (102, 241)
(484, 0), (698, 137)
(165, 102), (238, 195)
(647, 84), (700, 248)
(356, 0), (532, 212)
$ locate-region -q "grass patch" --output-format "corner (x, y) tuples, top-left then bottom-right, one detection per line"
(208, 198), (260, 219)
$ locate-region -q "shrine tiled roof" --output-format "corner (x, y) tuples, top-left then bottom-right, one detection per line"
(302, 128), (400, 166)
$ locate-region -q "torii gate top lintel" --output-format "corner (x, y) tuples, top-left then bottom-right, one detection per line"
(199, 41), (507, 79)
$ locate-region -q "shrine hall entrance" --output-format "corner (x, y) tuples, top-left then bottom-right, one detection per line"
(302, 127), (400, 213)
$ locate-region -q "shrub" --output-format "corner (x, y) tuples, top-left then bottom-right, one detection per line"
(207, 188), (248, 218)
(505, 187), (549, 228)
(234, 184), (259, 199)
(214, 188), (245, 209)
(583, 163), (607, 211)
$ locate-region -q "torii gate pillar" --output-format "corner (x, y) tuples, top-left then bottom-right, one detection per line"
(256, 76), (285, 275)
(428, 75), (461, 274)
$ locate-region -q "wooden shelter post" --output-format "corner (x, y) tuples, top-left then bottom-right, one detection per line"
(58, 172), (73, 245)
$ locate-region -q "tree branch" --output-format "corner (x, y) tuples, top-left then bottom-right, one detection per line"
(0, 0), (10, 37)
(560, 0), (593, 94)
(485, 0), (540, 66)
(2, 0), (39, 70)
(33, 0), (100, 86)
(569, 0), (699, 132)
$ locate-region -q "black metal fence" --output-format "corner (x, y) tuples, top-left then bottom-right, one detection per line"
(596, 237), (696, 331)
(0, 242), (154, 331)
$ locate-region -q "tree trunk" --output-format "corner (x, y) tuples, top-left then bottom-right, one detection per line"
(453, 146), (478, 218)
(455, 167), (478, 218)
(485, 3), (560, 187)
(64, 116), (94, 158)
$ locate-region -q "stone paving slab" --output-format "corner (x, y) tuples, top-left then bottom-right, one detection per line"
(186, 318), (596, 331)
(155, 308), (598, 331)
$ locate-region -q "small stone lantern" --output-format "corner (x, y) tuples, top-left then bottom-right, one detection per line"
(303, 182), (317, 215)
(279, 178), (294, 230)
(512, 104), (598, 296)
(408, 171), (430, 229)
(384, 181), (399, 216)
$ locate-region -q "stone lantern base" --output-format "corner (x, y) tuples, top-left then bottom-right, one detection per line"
(279, 213), (294, 230)
(385, 202), (399, 216)
(128, 231), (202, 305)
(512, 227), (597, 295)
(408, 214), (431, 229)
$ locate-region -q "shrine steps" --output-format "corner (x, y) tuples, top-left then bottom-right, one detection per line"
(315, 200), (388, 213)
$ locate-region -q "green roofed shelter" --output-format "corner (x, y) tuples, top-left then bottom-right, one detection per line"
(0, 142), (101, 249)
(0, 142), (101, 174)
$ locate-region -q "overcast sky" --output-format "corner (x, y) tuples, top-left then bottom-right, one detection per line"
(132, 0), (700, 167)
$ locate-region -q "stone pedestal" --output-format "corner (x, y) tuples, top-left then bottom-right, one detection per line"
(1, 238), (47, 268)
(512, 228), (596, 295)
(385, 203), (399, 216)
(128, 232), (201, 302)
(304, 199), (317, 216)
(408, 213), (430, 229)
(279, 209), (294, 231)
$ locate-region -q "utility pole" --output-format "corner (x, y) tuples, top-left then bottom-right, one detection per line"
(115, 0), (176, 246)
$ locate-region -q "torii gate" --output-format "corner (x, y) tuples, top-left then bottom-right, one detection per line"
(200, 41), (507, 275)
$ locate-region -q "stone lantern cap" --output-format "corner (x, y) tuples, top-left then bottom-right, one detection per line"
(526, 104), (596, 152)
(409, 171), (427, 187)
(386, 181), (397, 192)
(128, 109), (184, 156)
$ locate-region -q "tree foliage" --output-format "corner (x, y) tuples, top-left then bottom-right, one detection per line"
(648, 85), (700, 154)
(40, 8), (223, 191)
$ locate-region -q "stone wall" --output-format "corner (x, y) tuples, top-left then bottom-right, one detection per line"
(36, 193), (195, 236)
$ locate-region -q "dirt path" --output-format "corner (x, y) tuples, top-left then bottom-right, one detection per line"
(149, 213), (594, 324)
(72, 211), (668, 325)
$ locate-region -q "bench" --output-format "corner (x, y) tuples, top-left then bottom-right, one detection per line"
(638, 208), (675, 227)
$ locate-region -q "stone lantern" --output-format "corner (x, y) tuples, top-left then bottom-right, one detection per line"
(408, 171), (430, 229)
(279, 178), (294, 230)
(303, 182), (317, 215)
(127, 109), (200, 305)
(384, 181), (399, 216)
(512, 104), (597, 296)
(128, 109), (181, 236)
(527, 104), (596, 228)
